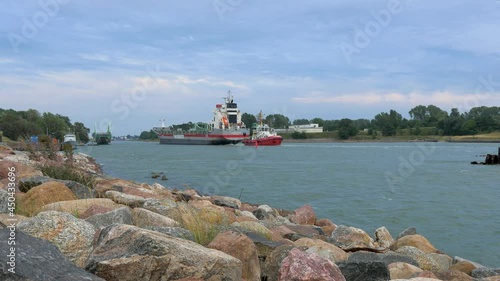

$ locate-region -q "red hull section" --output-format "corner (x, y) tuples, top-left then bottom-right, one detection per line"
(242, 136), (283, 146)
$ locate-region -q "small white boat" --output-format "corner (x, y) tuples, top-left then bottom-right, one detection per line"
(63, 134), (77, 149)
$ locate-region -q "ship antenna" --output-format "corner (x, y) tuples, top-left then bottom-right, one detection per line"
(160, 119), (165, 127)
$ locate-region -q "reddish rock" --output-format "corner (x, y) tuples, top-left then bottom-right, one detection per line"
(208, 231), (260, 281)
(289, 205), (316, 225)
(18, 181), (77, 216)
(270, 226), (295, 242)
(80, 205), (114, 219)
(278, 248), (346, 281)
(0, 160), (42, 182)
(316, 218), (337, 236)
(284, 224), (322, 240)
(390, 234), (438, 254)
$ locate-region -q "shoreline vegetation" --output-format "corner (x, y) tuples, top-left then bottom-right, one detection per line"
(1, 142), (499, 280)
(280, 131), (500, 143)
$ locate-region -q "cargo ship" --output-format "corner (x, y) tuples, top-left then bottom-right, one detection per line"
(152, 92), (249, 145)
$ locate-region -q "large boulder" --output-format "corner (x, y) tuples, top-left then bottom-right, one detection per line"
(337, 261), (390, 281)
(0, 160), (42, 180)
(330, 225), (375, 249)
(293, 237), (348, 263)
(390, 234), (438, 254)
(279, 248), (346, 281)
(105, 190), (146, 208)
(347, 251), (419, 267)
(232, 221), (273, 240)
(396, 227), (417, 239)
(18, 175), (94, 198)
(472, 268), (500, 278)
(449, 260), (476, 275)
(0, 228), (104, 281)
(396, 246), (441, 271)
(289, 205), (317, 225)
(144, 226), (195, 241)
(86, 207), (133, 229)
(433, 270), (473, 281)
(17, 181), (77, 216)
(388, 262), (423, 279)
(315, 218), (337, 236)
(263, 245), (306, 281)
(18, 211), (97, 268)
(211, 196), (241, 209)
(208, 231), (260, 281)
(131, 207), (179, 228)
(86, 224), (242, 281)
(41, 198), (122, 216)
(375, 226), (394, 248)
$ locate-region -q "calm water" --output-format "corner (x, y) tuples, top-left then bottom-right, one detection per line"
(83, 141), (500, 267)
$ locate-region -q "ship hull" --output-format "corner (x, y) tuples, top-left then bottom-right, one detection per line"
(158, 131), (248, 145)
(242, 136), (283, 146)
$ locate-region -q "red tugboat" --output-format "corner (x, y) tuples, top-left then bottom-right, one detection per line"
(242, 111), (283, 146)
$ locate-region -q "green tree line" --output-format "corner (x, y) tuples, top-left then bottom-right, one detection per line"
(139, 105), (500, 140)
(0, 108), (90, 143)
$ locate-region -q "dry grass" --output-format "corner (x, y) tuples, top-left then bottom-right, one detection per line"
(172, 203), (230, 246)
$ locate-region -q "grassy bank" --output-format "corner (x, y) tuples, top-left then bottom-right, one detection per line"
(281, 131), (500, 143)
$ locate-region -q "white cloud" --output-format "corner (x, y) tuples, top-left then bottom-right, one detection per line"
(292, 91), (500, 110)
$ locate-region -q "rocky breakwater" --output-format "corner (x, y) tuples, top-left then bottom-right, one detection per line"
(1, 143), (499, 281)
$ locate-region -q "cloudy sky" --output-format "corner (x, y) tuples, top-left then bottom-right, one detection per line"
(1, 0), (500, 135)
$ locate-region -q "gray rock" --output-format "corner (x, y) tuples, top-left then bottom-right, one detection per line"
(85, 207), (133, 229)
(253, 208), (274, 220)
(131, 207), (179, 228)
(0, 228), (104, 280)
(428, 253), (452, 271)
(144, 226), (195, 241)
(86, 224), (242, 281)
(331, 225), (375, 249)
(18, 211), (97, 268)
(396, 227), (417, 239)
(338, 261), (390, 281)
(212, 196), (241, 209)
(105, 190), (145, 208)
(348, 251), (419, 267)
(18, 175), (94, 199)
(375, 226), (394, 248)
(396, 246), (440, 271)
(0, 189), (10, 214)
(453, 256), (487, 269)
(471, 267), (500, 278)
(142, 198), (176, 216)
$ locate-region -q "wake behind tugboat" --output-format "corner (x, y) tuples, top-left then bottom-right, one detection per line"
(152, 91), (249, 145)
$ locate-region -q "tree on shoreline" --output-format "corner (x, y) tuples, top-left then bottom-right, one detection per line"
(0, 108), (90, 142)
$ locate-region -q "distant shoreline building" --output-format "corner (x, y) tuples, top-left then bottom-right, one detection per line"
(276, 124), (323, 134)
